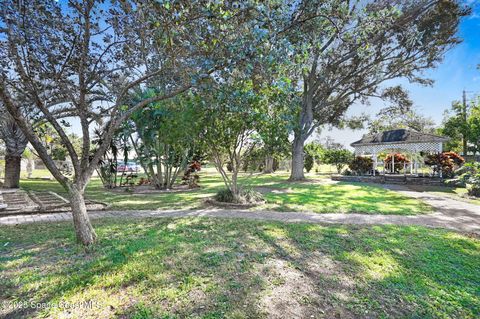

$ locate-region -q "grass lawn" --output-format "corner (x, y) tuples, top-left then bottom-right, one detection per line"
(19, 169), (430, 215)
(406, 185), (480, 206)
(1, 219), (478, 318)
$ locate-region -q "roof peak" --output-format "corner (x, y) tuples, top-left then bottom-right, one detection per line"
(351, 128), (449, 147)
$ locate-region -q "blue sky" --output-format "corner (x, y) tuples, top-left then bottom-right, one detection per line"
(320, 0), (480, 148)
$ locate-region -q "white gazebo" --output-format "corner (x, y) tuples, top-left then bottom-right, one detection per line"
(351, 129), (450, 177)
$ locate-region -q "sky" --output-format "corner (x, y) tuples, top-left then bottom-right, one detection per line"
(318, 0), (480, 149)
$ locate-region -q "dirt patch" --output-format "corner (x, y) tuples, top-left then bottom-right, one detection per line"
(204, 198), (264, 209)
(259, 255), (356, 319)
(107, 184), (198, 195)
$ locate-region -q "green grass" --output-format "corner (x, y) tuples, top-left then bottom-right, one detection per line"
(19, 169), (430, 215)
(20, 168), (54, 179)
(1, 219), (478, 318)
(405, 185), (480, 206)
(256, 179), (430, 215)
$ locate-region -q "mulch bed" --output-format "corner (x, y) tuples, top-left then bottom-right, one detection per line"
(106, 184), (199, 194)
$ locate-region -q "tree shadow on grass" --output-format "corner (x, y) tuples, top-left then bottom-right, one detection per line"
(1, 219), (273, 318)
(272, 224), (480, 318)
(1, 220), (478, 318)
(259, 181), (428, 215)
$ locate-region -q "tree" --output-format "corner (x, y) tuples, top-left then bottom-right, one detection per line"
(129, 91), (204, 190)
(323, 149), (353, 174)
(467, 103), (480, 156)
(304, 153), (314, 173)
(282, 0), (468, 180)
(200, 80), (262, 200)
(441, 98), (480, 156)
(0, 0), (273, 246)
(441, 100), (471, 155)
(304, 142), (325, 173)
(256, 83), (293, 174)
(368, 108), (436, 134)
(0, 108), (28, 188)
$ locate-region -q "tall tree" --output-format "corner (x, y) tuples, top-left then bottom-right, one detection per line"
(0, 0), (271, 246)
(442, 98), (480, 156)
(368, 108), (436, 134)
(282, 0), (468, 180)
(200, 80), (262, 199)
(467, 102), (480, 156)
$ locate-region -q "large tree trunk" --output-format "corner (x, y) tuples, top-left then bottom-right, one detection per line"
(4, 154), (22, 188)
(289, 133), (306, 181)
(68, 185), (97, 246)
(289, 86), (315, 181)
(263, 154), (274, 173)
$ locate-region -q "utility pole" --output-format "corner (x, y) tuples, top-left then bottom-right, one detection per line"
(462, 90), (468, 156)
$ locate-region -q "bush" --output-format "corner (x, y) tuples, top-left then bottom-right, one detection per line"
(342, 169), (352, 176)
(322, 149), (353, 173)
(215, 189), (235, 202)
(467, 184), (480, 197)
(240, 188), (264, 203)
(214, 188), (264, 204)
(443, 178), (464, 187)
(305, 153), (314, 173)
(448, 162), (480, 197)
(455, 162), (480, 177)
(182, 160), (201, 188)
(425, 152), (465, 178)
(348, 156), (373, 175)
(384, 153), (410, 173)
(464, 167), (480, 197)
(444, 151), (465, 166)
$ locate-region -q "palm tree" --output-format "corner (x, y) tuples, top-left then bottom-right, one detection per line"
(0, 110), (28, 188)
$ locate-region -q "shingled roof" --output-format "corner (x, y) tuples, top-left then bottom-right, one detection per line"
(351, 129), (449, 147)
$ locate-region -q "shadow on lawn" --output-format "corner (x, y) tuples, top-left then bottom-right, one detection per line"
(1, 220), (478, 318)
(259, 181), (428, 215)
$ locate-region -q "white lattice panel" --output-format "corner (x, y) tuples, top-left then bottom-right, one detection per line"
(353, 142), (443, 155)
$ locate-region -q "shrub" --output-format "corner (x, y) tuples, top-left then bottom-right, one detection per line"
(455, 162), (480, 177)
(214, 188), (264, 204)
(459, 163), (480, 197)
(467, 184), (480, 197)
(384, 153), (410, 173)
(466, 174), (480, 197)
(137, 177), (151, 186)
(215, 189), (235, 202)
(348, 156), (373, 175)
(305, 153), (314, 173)
(425, 152), (465, 178)
(323, 149), (353, 173)
(443, 178), (464, 187)
(240, 188), (264, 203)
(342, 169), (352, 176)
(444, 151), (465, 166)
(182, 160), (201, 188)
